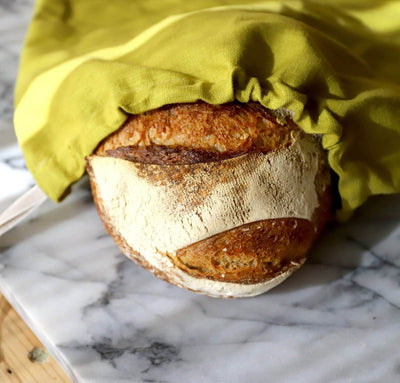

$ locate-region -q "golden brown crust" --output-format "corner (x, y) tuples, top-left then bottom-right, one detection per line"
(89, 101), (332, 290)
(171, 218), (311, 284)
(96, 102), (301, 155)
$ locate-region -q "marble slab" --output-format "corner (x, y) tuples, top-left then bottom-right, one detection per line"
(1, 2), (400, 383)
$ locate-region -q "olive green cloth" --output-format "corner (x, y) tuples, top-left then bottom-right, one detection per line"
(14, 0), (400, 220)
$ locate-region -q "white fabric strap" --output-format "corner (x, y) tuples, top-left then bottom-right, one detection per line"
(0, 185), (48, 237)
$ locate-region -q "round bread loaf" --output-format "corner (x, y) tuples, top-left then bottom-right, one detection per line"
(86, 102), (332, 298)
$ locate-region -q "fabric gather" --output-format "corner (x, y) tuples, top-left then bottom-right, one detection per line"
(14, 0), (400, 220)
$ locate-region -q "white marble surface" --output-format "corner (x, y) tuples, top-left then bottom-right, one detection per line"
(1, 2), (400, 383)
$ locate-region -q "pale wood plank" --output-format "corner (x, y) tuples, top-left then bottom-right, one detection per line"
(0, 292), (72, 383)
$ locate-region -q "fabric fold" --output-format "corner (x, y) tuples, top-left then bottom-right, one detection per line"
(14, 1), (400, 220)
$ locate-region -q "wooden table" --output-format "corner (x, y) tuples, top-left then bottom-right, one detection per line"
(0, 292), (72, 383)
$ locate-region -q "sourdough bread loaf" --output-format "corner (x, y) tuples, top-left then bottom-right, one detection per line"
(86, 102), (332, 297)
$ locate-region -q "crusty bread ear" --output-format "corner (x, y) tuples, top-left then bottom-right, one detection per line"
(86, 130), (331, 298)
